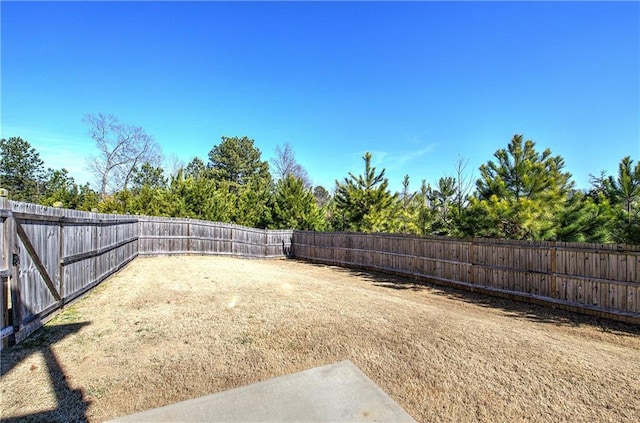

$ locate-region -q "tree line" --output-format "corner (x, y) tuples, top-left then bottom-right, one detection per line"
(1, 114), (638, 244)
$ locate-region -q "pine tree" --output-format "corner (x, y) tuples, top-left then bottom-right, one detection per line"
(271, 175), (323, 230)
(234, 177), (273, 228)
(42, 168), (82, 208)
(430, 177), (457, 236)
(415, 179), (433, 236)
(0, 137), (45, 202)
(556, 190), (612, 243)
(396, 175), (419, 234)
(469, 135), (573, 240)
(208, 136), (271, 187)
(600, 156), (640, 244)
(334, 152), (398, 233)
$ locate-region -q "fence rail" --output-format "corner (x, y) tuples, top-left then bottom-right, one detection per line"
(0, 199), (292, 348)
(291, 231), (640, 324)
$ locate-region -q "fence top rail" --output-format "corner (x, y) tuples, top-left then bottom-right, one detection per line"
(138, 215), (293, 234)
(2, 201), (293, 235)
(292, 231), (640, 253)
(5, 200), (138, 222)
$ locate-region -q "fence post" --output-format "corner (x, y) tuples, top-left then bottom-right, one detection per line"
(8, 208), (22, 336)
(1, 195), (10, 348)
(469, 239), (476, 284)
(187, 220), (191, 254)
(59, 214), (65, 306)
(550, 244), (557, 299)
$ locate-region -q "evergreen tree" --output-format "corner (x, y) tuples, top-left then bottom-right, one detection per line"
(184, 157), (207, 179)
(469, 135), (573, 240)
(334, 152), (398, 233)
(130, 186), (174, 217)
(234, 177), (273, 228)
(430, 176), (457, 236)
(77, 184), (100, 211)
(130, 162), (167, 192)
(271, 175), (323, 230)
(313, 185), (331, 208)
(42, 168), (81, 208)
(599, 156), (640, 244)
(556, 190), (612, 243)
(397, 175), (419, 234)
(169, 169), (235, 222)
(415, 179), (433, 236)
(0, 136), (45, 202)
(208, 136), (271, 186)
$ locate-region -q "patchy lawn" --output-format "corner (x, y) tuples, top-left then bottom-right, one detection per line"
(1, 256), (639, 422)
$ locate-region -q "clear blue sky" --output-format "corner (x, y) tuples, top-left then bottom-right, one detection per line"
(2, 1), (639, 193)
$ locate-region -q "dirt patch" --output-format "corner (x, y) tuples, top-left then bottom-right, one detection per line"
(2, 256), (639, 422)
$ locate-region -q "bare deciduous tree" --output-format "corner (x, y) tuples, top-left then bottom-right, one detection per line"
(270, 142), (312, 188)
(84, 113), (162, 198)
(165, 153), (185, 179)
(453, 155), (474, 212)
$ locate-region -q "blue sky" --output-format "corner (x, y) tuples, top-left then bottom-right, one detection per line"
(2, 1), (639, 193)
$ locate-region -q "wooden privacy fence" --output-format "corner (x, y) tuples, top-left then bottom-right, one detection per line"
(292, 231), (640, 324)
(1, 199), (138, 347)
(2, 195), (636, 348)
(138, 216), (293, 258)
(1, 199), (293, 348)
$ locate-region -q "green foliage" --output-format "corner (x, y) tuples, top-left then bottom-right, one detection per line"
(131, 162), (167, 191)
(185, 157), (207, 179)
(430, 176), (458, 236)
(0, 136), (45, 202)
(396, 175), (420, 235)
(476, 135), (572, 201)
(3, 130), (637, 246)
(469, 135), (573, 240)
(415, 180), (433, 236)
(234, 177), (273, 228)
(169, 169), (235, 221)
(208, 136), (271, 186)
(129, 186), (176, 217)
(77, 184), (100, 211)
(556, 191), (612, 243)
(271, 175), (323, 230)
(313, 185), (331, 208)
(334, 152), (398, 232)
(598, 156), (640, 244)
(41, 168), (80, 208)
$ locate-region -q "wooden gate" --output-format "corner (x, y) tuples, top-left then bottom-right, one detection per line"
(0, 198), (138, 348)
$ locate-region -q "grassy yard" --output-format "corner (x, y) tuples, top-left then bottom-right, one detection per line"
(1, 256), (639, 422)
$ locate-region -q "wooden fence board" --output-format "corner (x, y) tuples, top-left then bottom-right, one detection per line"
(291, 231), (640, 323)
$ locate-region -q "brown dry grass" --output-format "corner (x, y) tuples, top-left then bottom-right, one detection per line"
(1, 256), (639, 422)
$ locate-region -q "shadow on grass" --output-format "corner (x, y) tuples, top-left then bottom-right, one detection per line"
(298, 260), (640, 338)
(1, 322), (91, 422)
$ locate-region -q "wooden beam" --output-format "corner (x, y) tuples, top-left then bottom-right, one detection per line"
(8, 215), (23, 332)
(15, 219), (61, 302)
(60, 237), (139, 266)
(59, 221), (65, 303)
(550, 247), (557, 299)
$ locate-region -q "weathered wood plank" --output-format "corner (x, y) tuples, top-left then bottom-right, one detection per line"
(15, 219), (61, 302)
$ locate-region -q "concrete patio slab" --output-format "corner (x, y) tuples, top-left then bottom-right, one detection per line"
(108, 360), (416, 422)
